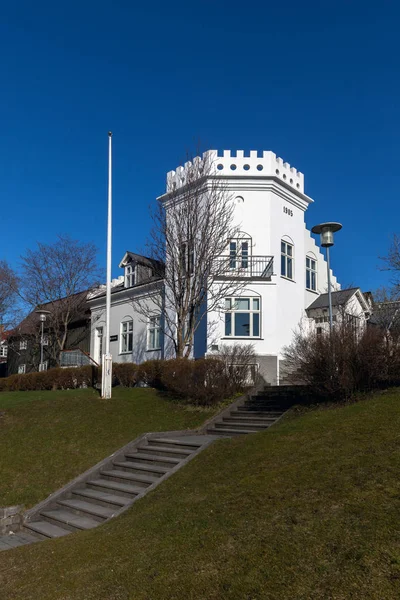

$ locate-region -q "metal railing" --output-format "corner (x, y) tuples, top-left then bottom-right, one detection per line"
(60, 349), (99, 368)
(213, 255), (274, 279)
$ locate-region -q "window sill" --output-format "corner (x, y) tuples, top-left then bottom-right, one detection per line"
(306, 288), (319, 294)
(280, 275), (295, 283)
(119, 351), (133, 355)
(221, 337), (264, 340)
(146, 348), (161, 352)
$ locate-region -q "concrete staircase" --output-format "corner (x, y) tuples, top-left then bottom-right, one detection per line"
(0, 384), (304, 552)
(205, 386), (300, 436)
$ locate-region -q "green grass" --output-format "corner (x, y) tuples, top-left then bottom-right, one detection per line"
(0, 387), (216, 508)
(1, 389), (400, 599)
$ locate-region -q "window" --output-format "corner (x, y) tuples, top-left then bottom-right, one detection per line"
(95, 327), (103, 364)
(125, 264), (135, 288)
(42, 335), (49, 346)
(39, 361), (48, 372)
(120, 320), (133, 353)
(225, 297), (261, 337)
(306, 256), (317, 291)
(281, 240), (294, 279)
(0, 344), (7, 358)
(20, 339), (27, 350)
(180, 242), (194, 275)
(18, 364), (26, 374)
(229, 237), (251, 270)
(147, 316), (161, 350)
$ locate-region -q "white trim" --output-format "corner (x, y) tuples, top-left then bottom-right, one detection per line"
(18, 364), (26, 374)
(120, 319), (133, 354)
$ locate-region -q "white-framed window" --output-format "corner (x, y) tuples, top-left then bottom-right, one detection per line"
(18, 364), (26, 374)
(95, 327), (104, 364)
(39, 361), (48, 372)
(306, 256), (317, 291)
(281, 240), (294, 279)
(20, 339), (27, 350)
(225, 297), (261, 338)
(147, 316), (161, 350)
(125, 264), (135, 288)
(229, 236), (251, 269)
(180, 241), (194, 275)
(120, 320), (133, 353)
(0, 344), (7, 358)
(42, 335), (49, 346)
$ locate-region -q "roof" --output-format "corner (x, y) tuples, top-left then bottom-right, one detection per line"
(9, 290), (90, 337)
(119, 251), (164, 274)
(306, 288), (360, 311)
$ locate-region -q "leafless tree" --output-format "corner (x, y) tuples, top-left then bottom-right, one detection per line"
(19, 235), (100, 362)
(0, 260), (20, 330)
(380, 234), (400, 296)
(135, 150), (253, 358)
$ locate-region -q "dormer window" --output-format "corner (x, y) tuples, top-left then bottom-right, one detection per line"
(125, 264), (135, 288)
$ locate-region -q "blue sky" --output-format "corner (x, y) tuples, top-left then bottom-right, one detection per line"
(1, 0), (399, 291)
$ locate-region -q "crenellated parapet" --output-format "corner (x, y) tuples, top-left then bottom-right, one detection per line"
(166, 150), (304, 194)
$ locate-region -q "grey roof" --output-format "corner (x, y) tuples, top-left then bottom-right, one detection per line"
(122, 251), (164, 275)
(306, 288), (359, 311)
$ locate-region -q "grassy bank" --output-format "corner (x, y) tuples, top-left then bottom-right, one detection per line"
(0, 387), (215, 508)
(1, 389), (400, 598)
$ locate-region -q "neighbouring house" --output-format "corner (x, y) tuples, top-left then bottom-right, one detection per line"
(0, 326), (8, 377)
(88, 253), (164, 365)
(89, 148), (371, 385)
(306, 287), (372, 335)
(7, 291), (91, 375)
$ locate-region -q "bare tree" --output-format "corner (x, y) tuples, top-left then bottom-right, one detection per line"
(136, 150), (253, 358)
(19, 235), (100, 362)
(0, 260), (20, 329)
(380, 234), (400, 297)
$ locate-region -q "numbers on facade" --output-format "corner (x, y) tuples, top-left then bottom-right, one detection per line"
(283, 206), (293, 217)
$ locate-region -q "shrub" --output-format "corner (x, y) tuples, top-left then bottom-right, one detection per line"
(113, 363), (139, 387)
(283, 321), (400, 400)
(137, 360), (164, 389)
(0, 365), (96, 393)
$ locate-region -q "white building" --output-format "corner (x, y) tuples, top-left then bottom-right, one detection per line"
(88, 149), (368, 384)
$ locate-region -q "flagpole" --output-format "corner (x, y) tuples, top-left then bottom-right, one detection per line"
(102, 131), (113, 399)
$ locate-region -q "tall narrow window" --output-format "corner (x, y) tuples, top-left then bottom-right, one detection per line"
(120, 320), (133, 353)
(18, 364), (26, 374)
(241, 241), (249, 268)
(281, 240), (294, 279)
(147, 316), (161, 350)
(125, 264), (135, 288)
(306, 256), (317, 291)
(225, 297), (261, 337)
(229, 241), (237, 269)
(95, 327), (103, 364)
(20, 340), (27, 350)
(180, 242), (194, 275)
(39, 361), (48, 372)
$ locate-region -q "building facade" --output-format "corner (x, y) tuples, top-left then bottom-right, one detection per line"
(89, 149), (353, 384)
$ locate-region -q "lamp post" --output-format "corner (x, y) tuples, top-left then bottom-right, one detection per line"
(311, 222), (342, 333)
(35, 309), (51, 370)
(101, 131), (113, 399)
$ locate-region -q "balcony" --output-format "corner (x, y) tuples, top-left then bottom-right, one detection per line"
(213, 255), (274, 280)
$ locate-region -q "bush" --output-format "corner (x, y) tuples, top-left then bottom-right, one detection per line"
(113, 363), (139, 387)
(0, 365), (96, 393)
(283, 322), (400, 400)
(137, 360), (165, 389)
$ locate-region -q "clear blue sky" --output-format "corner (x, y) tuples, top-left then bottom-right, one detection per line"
(1, 0), (399, 292)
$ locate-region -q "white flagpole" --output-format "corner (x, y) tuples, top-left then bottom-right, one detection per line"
(102, 131), (113, 399)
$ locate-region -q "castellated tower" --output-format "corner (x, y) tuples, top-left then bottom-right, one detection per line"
(160, 150), (339, 384)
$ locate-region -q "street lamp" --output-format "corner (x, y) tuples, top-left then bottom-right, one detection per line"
(35, 309), (51, 370)
(311, 222), (342, 333)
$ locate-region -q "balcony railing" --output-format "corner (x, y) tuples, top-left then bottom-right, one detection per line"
(60, 349), (99, 368)
(213, 255), (274, 279)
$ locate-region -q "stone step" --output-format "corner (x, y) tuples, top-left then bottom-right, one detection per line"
(72, 487), (130, 507)
(235, 409), (283, 416)
(147, 438), (202, 451)
(125, 452), (181, 467)
(217, 421), (269, 430)
(137, 445), (193, 459)
(209, 426), (258, 435)
(113, 460), (169, 476)
(100, 469), (158, 487)
(58, 498), (117, 521)
(40, 509), (99, 532)
(25, 520), (71, 539)
(227, 414), (277, 422)
(87, 478), (144, 498)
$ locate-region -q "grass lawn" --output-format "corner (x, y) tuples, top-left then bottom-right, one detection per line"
(1, 389), (400, 599)
(0, 387), (216, 508)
